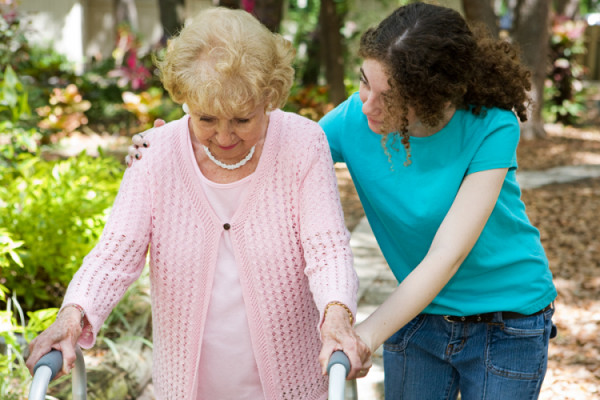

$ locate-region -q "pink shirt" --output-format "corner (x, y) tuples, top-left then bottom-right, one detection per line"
(63, 111), (358, 399)
(196, 170), (264, 399)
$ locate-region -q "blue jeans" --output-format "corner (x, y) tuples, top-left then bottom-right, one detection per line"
(383, 307), (555, 399)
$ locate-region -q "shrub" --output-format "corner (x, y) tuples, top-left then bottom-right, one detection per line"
(544, 16), (588, 125)
(36, 83), (91, 141)
(0, 65), (31, 124)
(284, 84), (334, 121)
(0, 150), (122, 310)
(0, 292), (57, 400)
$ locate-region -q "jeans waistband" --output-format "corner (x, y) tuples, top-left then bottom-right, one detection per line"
(440, 304), (553, 323)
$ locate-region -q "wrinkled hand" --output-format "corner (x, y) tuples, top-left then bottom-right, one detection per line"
(125, 119), (165, 166)
(25, 306), (83, 379)
(319, 305), (372, 380)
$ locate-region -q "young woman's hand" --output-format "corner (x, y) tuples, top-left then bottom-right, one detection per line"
(125, 119), (165, 166)
(25, 306), (84, 379)
(318, 304), (372, 380)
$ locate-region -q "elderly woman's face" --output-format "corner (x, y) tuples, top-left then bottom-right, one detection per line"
(188, 102), (269, 164)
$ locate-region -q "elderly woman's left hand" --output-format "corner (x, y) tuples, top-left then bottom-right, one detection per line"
(319, 304), (372, 380)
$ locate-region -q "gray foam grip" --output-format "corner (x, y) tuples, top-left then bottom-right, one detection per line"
(327, 350), (351, 376)
(33, 350), (63, 381)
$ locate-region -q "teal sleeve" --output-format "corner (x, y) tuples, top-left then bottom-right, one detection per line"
(319, 99), (350, 164)
(467, 110), (520, 175)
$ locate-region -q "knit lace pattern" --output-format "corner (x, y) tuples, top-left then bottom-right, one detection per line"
(63, 110), (358, 399)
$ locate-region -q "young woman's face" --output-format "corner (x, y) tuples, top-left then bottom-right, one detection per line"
(187, 102), (269, 163)
(358, 59), (417, 134)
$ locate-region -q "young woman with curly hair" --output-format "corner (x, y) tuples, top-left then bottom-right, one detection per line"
(320, 3), (557, 399)
(128, 3), (557, 398)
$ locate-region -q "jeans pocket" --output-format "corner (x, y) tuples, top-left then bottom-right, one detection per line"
(486, 315), (549, 380)
(383, 314), (425, 353)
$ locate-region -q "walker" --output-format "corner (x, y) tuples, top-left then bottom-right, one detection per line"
(29, 348), (351, 400)
(29, 347), (87, 400)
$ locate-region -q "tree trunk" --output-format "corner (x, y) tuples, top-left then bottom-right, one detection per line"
(319, 0), (346, 105)
(301, 28), (321, 86)
(113, 0), (138, 30)
(462, 0), (499, 37)
(512, 0), (551, 139)
(158, 0), (184, 43)
(253, 0), (284, 32)
(555, 0), (580, 18)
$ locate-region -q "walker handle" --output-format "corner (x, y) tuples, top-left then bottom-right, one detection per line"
(29, 347), (87, 400)
(327, 350), (351, 375)
(33, 349), (63, 380)
(327, 350), (351, 400)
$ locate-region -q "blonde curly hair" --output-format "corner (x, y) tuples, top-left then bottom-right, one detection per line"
(155, 7), (295, 117)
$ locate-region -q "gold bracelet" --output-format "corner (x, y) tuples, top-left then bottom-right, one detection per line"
(324, 301), (354, 325)
(59, 304), (85, 328)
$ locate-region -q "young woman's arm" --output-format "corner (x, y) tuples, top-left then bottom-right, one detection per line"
(355, 167), (508, 352)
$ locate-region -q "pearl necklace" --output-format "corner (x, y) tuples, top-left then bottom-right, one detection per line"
(203, 145), (256, 170)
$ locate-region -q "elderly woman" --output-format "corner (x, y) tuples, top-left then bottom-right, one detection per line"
(26, 7), (370, 399)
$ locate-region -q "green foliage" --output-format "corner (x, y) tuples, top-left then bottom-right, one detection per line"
(0, 230), (24, 294)
(122, 87), (184, 130)
(108, 25), (156, 92)
(16, 44), (75, 85)
(544, 16), (588, 125)
(36, 83), (91, 136)
(0, 66), (31, 123)
(0, 293), (58, 399)
(0, 150), (122, 310)
(0, 122), (41, 169)
(285, 84), (334, 121)
(76, 57), (133, 131)
(0, 3), (30, 72)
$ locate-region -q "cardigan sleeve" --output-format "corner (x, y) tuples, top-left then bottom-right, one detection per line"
(298, 127), (359, 327)
(62, 158), (153, 348)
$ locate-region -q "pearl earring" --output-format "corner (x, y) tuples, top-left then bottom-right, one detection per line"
(182, 103), (190, 114)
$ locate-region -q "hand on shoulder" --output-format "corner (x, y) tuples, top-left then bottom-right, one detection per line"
(125, 119), (165, 166)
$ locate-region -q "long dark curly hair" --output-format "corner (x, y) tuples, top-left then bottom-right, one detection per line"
(358, 2), (531, 166)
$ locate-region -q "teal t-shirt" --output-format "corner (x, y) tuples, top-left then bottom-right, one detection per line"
(320, 92), (556, 315)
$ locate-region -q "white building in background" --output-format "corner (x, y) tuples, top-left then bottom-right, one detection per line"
(18, 0), (211, 73)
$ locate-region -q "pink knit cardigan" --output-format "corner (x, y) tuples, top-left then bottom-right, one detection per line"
(63, 110), (358, 399)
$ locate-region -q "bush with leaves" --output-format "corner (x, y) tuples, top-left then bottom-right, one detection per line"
(284, 84), (335, 122)
(0, 150), (122, 310)
(0, 291), (58, 400)
(0, 65), (31, 124)
(0, 2), (31, 73)
(36, 83), (92, 142)
(544, 16), (588, 125)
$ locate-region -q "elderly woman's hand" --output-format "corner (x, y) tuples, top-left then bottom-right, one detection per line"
(25, 305), (84, 379)
(318, 303), (372, 380)
(125, 119), (165, 166)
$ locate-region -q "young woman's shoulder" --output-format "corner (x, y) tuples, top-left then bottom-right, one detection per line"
(465, 106), (520, 133)
(319, 92), (364, 128)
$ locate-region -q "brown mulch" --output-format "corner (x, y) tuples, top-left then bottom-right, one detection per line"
(517, 124), (600, 170)
(334, 124), (600, 399)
